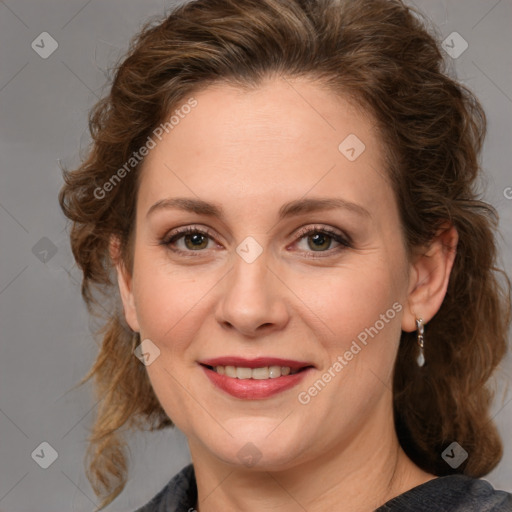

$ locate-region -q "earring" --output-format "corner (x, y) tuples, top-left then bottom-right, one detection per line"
(416, 317), (425, 367)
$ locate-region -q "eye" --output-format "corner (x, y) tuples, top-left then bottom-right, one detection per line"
(292, 225), (351, 257)
(161, 226), (216, 256)
(161, 224), (352, 258)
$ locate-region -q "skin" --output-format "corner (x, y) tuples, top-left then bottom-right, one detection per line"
(112, 77), (458, 511)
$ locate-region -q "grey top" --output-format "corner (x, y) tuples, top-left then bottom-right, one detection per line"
(133, 463), (512, 511)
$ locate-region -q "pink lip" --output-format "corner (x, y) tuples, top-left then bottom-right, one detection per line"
(199, 358), (314, 400)
(199, 357), (312, 370)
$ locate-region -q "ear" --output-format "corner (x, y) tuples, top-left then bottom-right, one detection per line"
(401, 223), (458, 332)
(110, 235), (140, 333)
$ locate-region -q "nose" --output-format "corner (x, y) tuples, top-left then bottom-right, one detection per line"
(214, 249), (290, 338)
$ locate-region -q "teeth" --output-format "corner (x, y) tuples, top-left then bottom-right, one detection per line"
(252, 367), (270, 380)
(213, 365), (299, 379)
(236, 367), (252, 379)
(225, 365), (237, 378)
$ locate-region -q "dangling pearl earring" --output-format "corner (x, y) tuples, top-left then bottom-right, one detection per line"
(416, 317), (425, 367)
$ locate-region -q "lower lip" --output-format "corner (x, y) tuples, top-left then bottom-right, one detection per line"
(201, 365), (312, 400)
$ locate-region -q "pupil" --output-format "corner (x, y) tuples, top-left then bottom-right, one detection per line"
(309, 233), (330, 250)
(186, 233), (206, 249)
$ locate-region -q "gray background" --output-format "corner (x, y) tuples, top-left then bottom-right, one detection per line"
(0, 0), (511, 510)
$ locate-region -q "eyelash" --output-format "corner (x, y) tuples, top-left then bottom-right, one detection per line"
(160, 224), (352, 259)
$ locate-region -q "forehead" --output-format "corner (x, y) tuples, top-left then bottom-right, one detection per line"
(137, 77), (393, 221)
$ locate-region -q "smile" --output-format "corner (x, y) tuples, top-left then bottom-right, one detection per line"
(199, 357), (314, 399)
(207, 365), (300, 379)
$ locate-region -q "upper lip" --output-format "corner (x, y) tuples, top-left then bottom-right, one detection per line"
(199, 357), (314, 370)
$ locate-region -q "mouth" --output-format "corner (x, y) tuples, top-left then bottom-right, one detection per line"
(198, 357), (315, 399)
(199, 356), (314, 377)
(201, 364), (309, 379)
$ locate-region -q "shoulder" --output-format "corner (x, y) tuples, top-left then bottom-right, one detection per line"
(377, 474), (512, 511)
(132, 463), (197, 512)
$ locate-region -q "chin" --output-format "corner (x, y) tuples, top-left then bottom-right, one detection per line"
(204, 431), (308, 471)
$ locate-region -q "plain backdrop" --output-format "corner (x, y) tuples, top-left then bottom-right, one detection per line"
(1, 0), (511, 510)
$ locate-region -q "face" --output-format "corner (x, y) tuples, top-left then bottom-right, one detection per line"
(117, 77), (415, 470)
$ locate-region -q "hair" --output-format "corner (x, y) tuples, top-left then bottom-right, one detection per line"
(58, 0), (511, 509)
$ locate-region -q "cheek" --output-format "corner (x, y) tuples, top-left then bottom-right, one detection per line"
(131, 252), (220, 357)
(296, 272), (403, 416)
(298, 259), (404, 373)
(131, 259), (212, 429)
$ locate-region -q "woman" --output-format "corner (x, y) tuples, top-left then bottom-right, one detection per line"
(58, 0), (512, 510)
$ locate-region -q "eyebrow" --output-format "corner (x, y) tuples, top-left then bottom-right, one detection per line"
(146, 196), (371, 221)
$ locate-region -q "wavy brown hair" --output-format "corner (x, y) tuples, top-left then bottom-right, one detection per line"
(58, 0), (511, 509)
